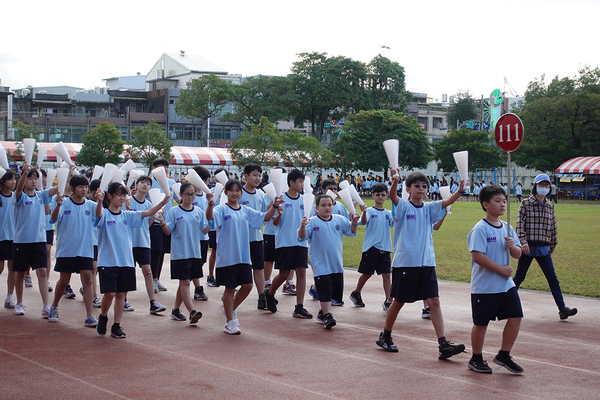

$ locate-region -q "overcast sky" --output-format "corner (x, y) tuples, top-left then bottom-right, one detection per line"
(2, 0), (598, 101)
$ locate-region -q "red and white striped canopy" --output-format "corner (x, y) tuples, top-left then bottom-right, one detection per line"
(0, 141), (82, 162)
(555, 157), (600, 174)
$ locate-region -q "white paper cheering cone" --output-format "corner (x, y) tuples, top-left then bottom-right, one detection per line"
(263, 183), (277, 202)
(303, 193), (315, 219)
(213, 182), (224, 201)
(349, 184), (365, 206)
(120, 159), (136, 172)
(126, 170), (141, 189)
(46, 169), (57, 189)
(52, 142), (72, 166)
(453, 151), (469, 184)
(270, 169), (282, 196)
(280, 173), (288, 195)
(171, 183), (182, 201)
(100, 163), (118, 192)
(339, 180), (349, 190)
(0, 166), (6, 180)
(0, 144), (9, 169)
(402, 181), (410, 201)
(338, 188), (357, 217)
(56, 167), (70, 196)
(111, 169), (126, 184)
(325, 189), (338, 200)
(304, 176), (312, 194)
(23, 138), (36, 166)
(215, 170), (229, 186)
(152, 167), (170, 195)
(383, 139), (400, 178)
(185, 170), (211, 194)
(439, 186), (452, 215)
(56, 154), (62, 165)
(91, 165), (104, 181)
(36, 146), (47, 168)
(219, 190), (228, 205)
(149, 188), (165, 207)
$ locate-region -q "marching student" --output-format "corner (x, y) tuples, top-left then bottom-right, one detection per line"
(299, 195), (362, 329)
(190, 166), (212, 301)
(95, 182), (170, 338)
(86, 179), (102, 308)
(206, 179), (282, 334)
(205, 167), (227, 288)
(155, 182), (211, 324)
(1, 170), (17, 309)
(262, 167), (285, 294)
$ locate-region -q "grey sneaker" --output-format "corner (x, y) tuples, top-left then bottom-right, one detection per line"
(123, 300), (134, 311)
(194, 286), (208, 301)
(156, 281), (167, 291)
(48, 306), (59, 322)
(150, 300), (166, 314)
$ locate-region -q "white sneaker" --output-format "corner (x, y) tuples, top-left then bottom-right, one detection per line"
(24, 275), (33, 287)
(153, 279), (159, 293)
(42, 305), (51, 319)
(48, 306), (59, 322)
(123, 300), (134, 311)
(4, 295), (16, 309)
(223, 319), (241, 335)
(93, 297), (102, 308)
(222, 308), (239, 326)
(14, 303), (26, 315)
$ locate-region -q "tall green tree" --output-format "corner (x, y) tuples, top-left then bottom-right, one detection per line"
(514, 67), (600, 171)
(433, 128), (502, 172)
(367, 54), (413, 111)
(229, 116), (283, 167)
(291, 52), (370, 142)
(446, 90), (478, 130)
(174, 74), (237, 146)
(128, 120), (173, 170)
(278, 130), (333, 173)
(222, 75), (298, 128)
(332, 109), (432, 176)
(77, 122), (125, 167)
(9, 120), (43, 164)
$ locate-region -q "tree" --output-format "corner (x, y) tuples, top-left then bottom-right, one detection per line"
(367, 54), (413, 111)
(332, 109), (432, 176)
(514, 68), (600, 171)
(278, 130), (333, 173)
(291, 52), (370, 142)
(9, 120), (43, 164)
(433, 128), (502, 172)
(221, 75), (298, 128)
(446, 90), (478, 130)
(77, 122), (125, 167)
(229, 116), (283, 167)
(174, 74), (237, 146)
(128, 120), (173, 170)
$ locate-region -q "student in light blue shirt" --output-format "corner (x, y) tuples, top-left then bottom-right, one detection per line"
(0, 170), (17, 309)
(190, 165), (212, 300)
(299, 195), (361, 329)
(95, 182), (171, 339)
(467, 185), (523, 374)
(85, 179), (102, 308)
(205, 167), (227, 288)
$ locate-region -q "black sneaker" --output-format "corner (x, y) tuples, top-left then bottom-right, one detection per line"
(493, 354), (523, 374)
(150, 300), (166, 314)
(421, 306), (431, 319)
(349, 291), (365, 307)
(323, 313), (336, 329)
(171, 308), (186, 321)
(376, 332), (398, 352)
(189, 310), (202, 324)
(264, 289), (277, 313)
(559, 307), (578, 320)
(468, 358), (493, 373)
(257, 293), (267, 310)
(316, 309), (325, 323)
(194, 286), (208, 301)
(206, 276), (219, 287)
(97, 314), (108, 336)
(438, 340), (466, 360)
(293, 305), (313, 319)
(110, 324), (126, 339)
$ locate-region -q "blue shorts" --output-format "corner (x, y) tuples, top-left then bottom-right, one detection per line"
(390, 267), (439, 303)
(133, 247), (151, 267)
(208, 230), (217, 249)
(171, 258), (203, 280)
(12, 242), (47, 271)
(275, 246), (308, 270)
(46, 230), (54, 246)
(216, 263), (253, 288)
(358, 247), (391, 275)
(200, 240), (208, 266)
(471, 287), (523, 326)
(150, 223), (164, 252)
(0, 240), (13, 261)
(54, 257), (94, 274)
(263, 234), (276, 262)
(250, 241), (264, 270)
(314, 273), (344, 303)
(93, 245), (98, 262)
(98, 266), (136, 294)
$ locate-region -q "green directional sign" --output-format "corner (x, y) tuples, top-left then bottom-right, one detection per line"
(465, 120), (476, 129)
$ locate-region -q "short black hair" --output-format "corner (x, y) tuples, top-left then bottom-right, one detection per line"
(26, 168), (40, 179)
(103, 182), (128, 208)
(224, 179), (242, 192)
(69, 175), (89, 188)
(0, 170), (16, 184)
(479, 185), (506, 211)
(288, 169), (305, 185)
(405, 172), (428, 187)
(322, 179), (337, 190)
(244, 163), (262, 175)
(136, 175), (152, 186)
(180, 182), (195, 195)
(152, 158), (169, 168)
(372, 183), (388, 193)
(89, 179), (100, 192)
(316, 195), (333, 206)
(193, 166), (210, 181)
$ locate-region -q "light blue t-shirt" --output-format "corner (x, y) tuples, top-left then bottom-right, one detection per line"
(299, 215), (355, 277)
(309, 200), (349, 220)
(96, 208), (143, 268)
(129, 196), (153, 249)
(0, 192), (16, 241)
(210, 204), (265, 268)
(240, 187), (266, 242)
(392, 199), (444, 268)
(52, 197), (96, 258)
(515, 186), (522, 196)
(262, 193), (277, 236)
(275, 192), (308, 249)
(192, 193), (209, 241)
(361, 206), (394, 253)
(468, 219), (521, 294)
(165, 205), (209, 261)
(14, 189), (52, 244)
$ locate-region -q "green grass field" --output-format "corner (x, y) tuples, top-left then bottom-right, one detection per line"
(342, 197), (600, 298)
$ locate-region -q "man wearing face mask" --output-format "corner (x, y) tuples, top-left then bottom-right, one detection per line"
(513, 174), (578, 320)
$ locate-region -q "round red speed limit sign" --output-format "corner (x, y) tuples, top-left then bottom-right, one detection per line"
(495, 113), (524, 152)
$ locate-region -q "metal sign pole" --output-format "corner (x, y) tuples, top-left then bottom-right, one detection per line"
(507, 151), (511, 264)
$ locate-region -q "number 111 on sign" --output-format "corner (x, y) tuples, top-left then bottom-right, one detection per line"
(497, 123), (520, 142)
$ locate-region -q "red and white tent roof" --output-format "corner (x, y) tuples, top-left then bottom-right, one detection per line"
(555, 157), (600, 174)
(0, 141), (81, 162)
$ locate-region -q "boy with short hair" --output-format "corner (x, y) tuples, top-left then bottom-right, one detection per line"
(262, 167), (285, 292)
(349, 183), (393, 309)
(299, 195), (362, 328)
(376, 170), (466, 361)
(467, 185), (523, 374)
(265, 169), (312, 318)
